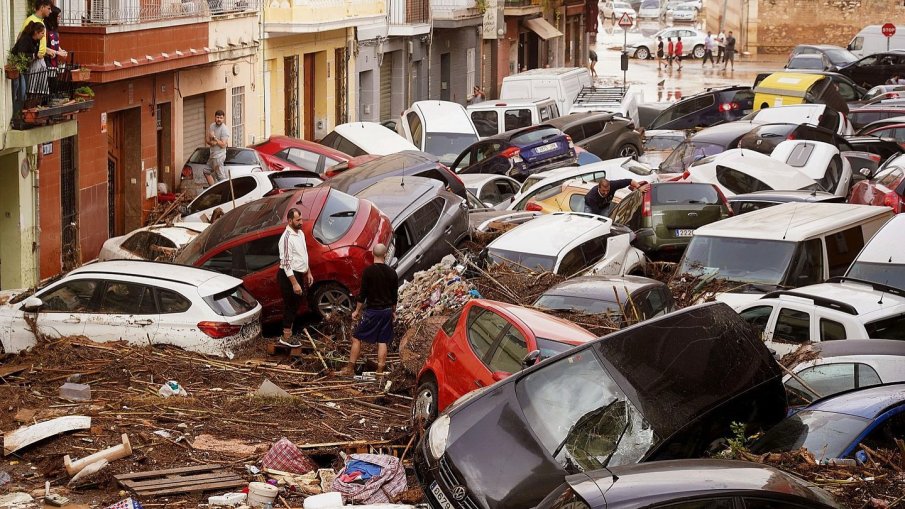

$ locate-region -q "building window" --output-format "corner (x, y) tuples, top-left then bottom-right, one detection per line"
(231, 86), (245, 147)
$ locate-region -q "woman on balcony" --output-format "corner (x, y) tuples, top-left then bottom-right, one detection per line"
(10, 21), (45, 116)
(44, 6), (68, 95)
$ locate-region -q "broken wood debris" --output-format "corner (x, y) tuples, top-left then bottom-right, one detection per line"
(115, 464), (245, 497)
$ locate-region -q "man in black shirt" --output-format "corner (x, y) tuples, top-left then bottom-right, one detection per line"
(584, 178), (649, 216)
(341, 243), (399, 377)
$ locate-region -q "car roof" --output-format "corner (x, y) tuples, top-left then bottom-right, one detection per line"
(689, 122), (756, 143)
(355, 176), (442, 222)
(805, 382), (905, 418)
(331, 122), (419, 154)
(694, 202), (891, 241)
(408, 101), (477, 134)
(547, 111), (617, 128)
(763, 279), (905, 317)
(468, 98), (556, 108)
(488, 213), (612, 256)
(854, 214), (905, 264)
(691, 149), (818, 187)
(478, 299), (597, 343)
(540, 275), (662, 302)
(504, 67), (588, 77)
(863, 115), (905, 130)
(324, 151), (440, 192)
(812, 339), (905, 359)
(728, 189), (840, 203)
(794, 44), (846, 50)
(68, 260), (242, 296)
(254, 135), (350, 160)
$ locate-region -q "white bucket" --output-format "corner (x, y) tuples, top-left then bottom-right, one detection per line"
(302, 492), (343, 509)
(246, 482), (280, 508)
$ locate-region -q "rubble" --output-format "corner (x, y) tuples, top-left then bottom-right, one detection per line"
(3, 415), (91, 456)
(395, 256), (476, 328)
(64, 433), (132, 475)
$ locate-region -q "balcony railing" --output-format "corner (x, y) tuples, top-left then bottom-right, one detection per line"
(504, 0), (540, 6)
(388, 0), (429, 24)
(58, 0), (260, 26)
(9, 64), (94, 129)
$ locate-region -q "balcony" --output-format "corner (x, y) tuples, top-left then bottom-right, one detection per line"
(503, 0), (541, 15)
(9, 65), (94, 131)
(431, 0), (480, 20)
(264, 0), (385, 34)
(58, 0), (258, 26)
(387, 0), (430, 35)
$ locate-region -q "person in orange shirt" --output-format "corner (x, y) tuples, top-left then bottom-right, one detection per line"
(666, 37), (674, 70)
(675, 37), (684, 70)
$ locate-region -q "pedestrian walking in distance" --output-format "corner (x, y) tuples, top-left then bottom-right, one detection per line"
(703, 32), (715, 67)
(341, 244), (398, 377)
(716, 31), (725, 63)
(584, 178), (650, 217)
(588, 48), (598, 78)
(723, 31), (736, 71)
(205, 110), (230, 185)
(675, 37), (684, 70)
(656, 36), (664, 70)
(277, 208), (314, 346)
(666, 37), (674, 70)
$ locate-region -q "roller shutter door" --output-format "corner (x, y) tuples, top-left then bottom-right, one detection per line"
(379, 52), (393, 121)
(182, 95), (206, 163)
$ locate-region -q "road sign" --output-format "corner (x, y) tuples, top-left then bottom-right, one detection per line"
(882, 23), (896, 37)
(618, 12), (633, 29)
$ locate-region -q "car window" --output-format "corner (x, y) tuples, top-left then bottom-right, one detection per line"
(466, 307), (508, 360)
(564, 126), (585, 141)
(557, 247), (586, 277)
(655, 499), (735, 509)
(743, 499), (816, 509)
(479, 183), (502, 204)
(835, 81), (858, 101)
(642, 288), (670, 319)
(825, 226), (864, 277)
(569, 193), (587, 213)
(655, 95), (715, 127)
(505, 109), (533, 131)
(39, 280), (99, 313)
(865, 313), (905, 340)
(860, 410), (905, 453)
(441, 308), (464, 337)
(787, 238), (824, 286)
(269, 173), (320, 190)
(496, 179), (518, 198)
(313, 190), (359, 245)
(738, 305), (773, 339)
(393, 221), (416, 261)
(651, 183), (720, 204)
(407, 111), (424, 148)
(98, 281), (157, 314)
(282, 148), (321, 172)
(224, 148), (259, 165)
(786, 362), (882, 406)
(320, 132), (365, 157)
(877, 167), (904, 188)
(157, 288), (192, 314)
(488, 326), (529, 374)
(411, 197), (444, 239)
(539, 106), (552, 122)
(773, 308), (811, 343)
(819, 318), (846, 341)
(512, 127), (562, 145)
(715, 166), (772, 194)
(189, 176), (258, 213)
(580, 236), (609, 267)
(203, 285), (258, 316)
(471, 111), (499, 137)
(121, 232), (177, 259)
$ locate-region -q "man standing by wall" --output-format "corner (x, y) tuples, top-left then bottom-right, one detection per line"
(205, 110), (230, 185)
(277, 208), (314, 345)
(341, 244), (398, 377)
(723, 31), (736, 71)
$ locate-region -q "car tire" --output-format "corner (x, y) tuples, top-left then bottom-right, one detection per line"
(617, 143), (641, 160)
(310, 282), (353, 317)
(413, 376), (439, 425)
(635, 47), (650, 60)
(692, 44), (705, 59)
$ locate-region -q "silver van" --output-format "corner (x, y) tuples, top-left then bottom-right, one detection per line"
(466, 98), (560, 138)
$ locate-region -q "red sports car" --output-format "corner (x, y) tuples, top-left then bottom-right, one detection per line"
(413, 299), (597, 423)
(252, 135), (351, 175)
(175, 186), (392, 323)
(848, 157), (905, 213)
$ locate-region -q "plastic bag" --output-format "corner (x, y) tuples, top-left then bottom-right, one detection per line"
(157, 380), (188, 398)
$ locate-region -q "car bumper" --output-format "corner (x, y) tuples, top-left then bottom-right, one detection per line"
(414, 437), (486, 509)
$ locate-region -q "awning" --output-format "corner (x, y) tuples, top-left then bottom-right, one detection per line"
(524, 17), (563, 40)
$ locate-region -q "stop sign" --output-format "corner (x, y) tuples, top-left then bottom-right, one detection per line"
(882, 23), (896, 37)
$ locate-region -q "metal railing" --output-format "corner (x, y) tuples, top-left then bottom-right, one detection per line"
(503, 0), (540, 6)
(10, 62), (86, 129)
(59, 0), (260, 26)
(388, 0), (428, 24)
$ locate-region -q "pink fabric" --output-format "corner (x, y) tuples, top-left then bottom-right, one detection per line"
(261, 437), (317, 474)
(331, 453), (407, 504)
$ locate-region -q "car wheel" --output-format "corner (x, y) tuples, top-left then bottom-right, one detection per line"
(692, 44), (705, 59)
(635, 47), (650, 60)
(311, 282), (353, 317)
(617, 143), (640, 160)
(413, 376), (439, 425)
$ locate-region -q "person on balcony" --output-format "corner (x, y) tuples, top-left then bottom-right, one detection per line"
(10, 22), (44, 116)
(20, 0), (59, 61)
(44, 6), (68, 95)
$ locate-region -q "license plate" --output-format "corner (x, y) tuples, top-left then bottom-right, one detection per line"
(533, 142), (559, 154)
(430, 482), (454, 509)
(675, 229), (695, 237)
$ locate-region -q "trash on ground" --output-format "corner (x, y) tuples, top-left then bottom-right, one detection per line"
(0, 492), (33, 508)
(331, 453), (407, 505)
(260, 437), (317, 475)
(255, 379), (292, 398)
(157, 380), (188, 398)
(3, 415), (91, 456)
(208, 492), (247, 507)
(115, 464), (245, 497)
(68, 458), (108, 486)
(64, 433), (132, 475)
(59, 382), (91, 401)
(192, 434), (266, 457)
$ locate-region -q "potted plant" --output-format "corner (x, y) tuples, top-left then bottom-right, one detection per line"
(70, 66), (91, 81)
(5, 51), (29, 80)
(74, 86), (94, 101)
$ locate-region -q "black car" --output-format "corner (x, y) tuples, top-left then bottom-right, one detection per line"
(737, 122), (845, 154)
(647, 86), (754, 130)
(838, 51), (905, 88)
(536, 460), (842, 509)
(844, 134), (905, 162)
(658, 122), (756, 174)
(547, 112), (643, 160)
(449, 124), (577, 181)
(788, 44), (858, 70)
(414, 302), (787, 509)
(321, 150), (467, 199)
(533, 275), (675, 324)
(728, 190), (844, 215)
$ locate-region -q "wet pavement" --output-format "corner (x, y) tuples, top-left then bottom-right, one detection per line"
(590, 17), (789, 106)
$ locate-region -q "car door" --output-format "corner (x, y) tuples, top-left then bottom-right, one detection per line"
(737, 304), (775, 341)
(80, 280), (160, 345)
(469, 141), (510, 175)
(484, 322), (531, 381)
(30, 279), (100, 340)
(406, 197), (446, 280)
(445, 305), (509, 401)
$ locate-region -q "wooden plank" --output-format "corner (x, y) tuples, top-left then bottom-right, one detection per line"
(136, 479), (247, 496)
(115, 464), (223, 481)
(122, 472), (240, 490)
(0, 364), (30, 378)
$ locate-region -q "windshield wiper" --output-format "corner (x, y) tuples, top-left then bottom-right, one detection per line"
(599, 418), (632, 468)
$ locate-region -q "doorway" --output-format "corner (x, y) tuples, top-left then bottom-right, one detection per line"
(303, 53), (315, 140)
(60, 136), (79, 271)
(106, 108), (142, 237)
(156, 103), (172, 193)
(519, 31), (540, 70)
(440, 52), (451, 101)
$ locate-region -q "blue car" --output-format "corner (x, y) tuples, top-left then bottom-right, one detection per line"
(750, 383), (905, 463)
(449, 124), (577, 181)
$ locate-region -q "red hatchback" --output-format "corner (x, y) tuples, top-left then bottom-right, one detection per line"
(252, 135), (351, 175)
(175, 186), (392, 324)
(413, 299), (597, 423)
(849, 156), (905, 213)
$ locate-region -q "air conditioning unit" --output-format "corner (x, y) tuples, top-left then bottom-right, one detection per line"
(88, 0), (140, 23)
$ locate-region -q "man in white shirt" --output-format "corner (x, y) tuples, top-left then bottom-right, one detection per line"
(277, 208), (314, 344)
(716, 31), (725, 64)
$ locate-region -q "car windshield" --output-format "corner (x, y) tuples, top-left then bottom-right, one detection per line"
(641, 0), (658, 7)
(847, 262), (905, 293)
(188, 148), (258, 165)
(824, 48), (857, 65)
(535, 294), (622, 315)
(488, 247), (557, 272)
(677, 236), (797, 286)
(790, 57), (826, 70)
(750, 410), (869, 460)
(620, 159), (654, 176)
(312, 189), (360, 245)
(203, 285), (259, 316)
(512, 127), (562, 145)
(660, 141), (727, 173)
(646, 135), (685, 151)
(515, 349), (654, 473)
(651, 184), (720, 205)
(424, 133), (478, 164)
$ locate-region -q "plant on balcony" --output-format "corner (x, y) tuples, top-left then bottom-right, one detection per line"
(74, 86), (95, 101)
(4, 51), (29, 80)
(475, 0), (487, 13)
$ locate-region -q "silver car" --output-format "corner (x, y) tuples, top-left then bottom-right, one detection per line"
(627, 27), (708, 60)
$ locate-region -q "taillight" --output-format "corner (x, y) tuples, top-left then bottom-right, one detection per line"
(713, 185), (733, 216)
(526, 202), (543, 212)
(883, 192), (903, 213)
(501, 147), (521, 159)
(565, 135), (574, 149)
(718, 102), (739, 112)
(641, 191), (652, 217)
(681, 170), (691, 180)
(868, 153), (882, 163)
(787, 133), (797, 140)
(197, 321), (242, 339)
(181, 165), (193, 178)
(263, 189), (288, 197)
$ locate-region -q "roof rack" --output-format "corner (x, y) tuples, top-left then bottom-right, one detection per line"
(762, 290), (858, 315)
(826, 276), (905, 298)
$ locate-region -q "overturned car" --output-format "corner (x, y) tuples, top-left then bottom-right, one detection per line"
(414, 302), (787, 509)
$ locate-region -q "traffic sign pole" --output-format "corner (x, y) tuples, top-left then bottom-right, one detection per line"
(618, 13), (633, 93)
(882, 23), (896, 51)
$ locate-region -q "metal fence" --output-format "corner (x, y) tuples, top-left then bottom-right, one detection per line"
(58, 0), (260, 25)
(10, 62), (85, 128)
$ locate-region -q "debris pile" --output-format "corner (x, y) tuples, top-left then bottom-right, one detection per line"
(395, 256), (477, 328)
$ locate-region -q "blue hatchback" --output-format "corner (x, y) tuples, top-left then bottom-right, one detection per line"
(449, 124), (577, 181)
(750, 383), (905, 463)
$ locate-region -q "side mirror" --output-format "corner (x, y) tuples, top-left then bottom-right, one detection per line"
(389, 256), (399, 268)
(522, 349), (542, 368)
(491, 371), (511, 382)
(859, 167), (872, 177)
(21, 297), (43, 313)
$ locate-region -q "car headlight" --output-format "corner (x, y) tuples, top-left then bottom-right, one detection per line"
(428, 414), (451, 460)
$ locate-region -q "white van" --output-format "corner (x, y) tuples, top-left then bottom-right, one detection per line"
(399, 101), (480, 165)
(675, 202), (894, 307)
(319, 122), (419, 157)
(466, 98), (561, 138)
(846, 214), (905, 290)
(499, 67), (593, 115)
(848, 25), (905, 57)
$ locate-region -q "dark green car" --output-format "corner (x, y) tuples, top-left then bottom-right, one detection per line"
(609, 182), (731, 255)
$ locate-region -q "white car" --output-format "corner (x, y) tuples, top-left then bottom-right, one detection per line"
(685, 149), (820, 197)
(666, 3), (697, 22)
(637, 0), (662, 19)
(178, 147), (268, 200)
(319, 122), (419, 157)
(179, 171), (321, 223)
(508, 158), (659, 211)
(399, 101), (480, 166)
(600, 0), (636, 20)
(742, 104), (854, 136)
(626, 27), (707, 60)
(99, 223), (209, 262)
(734, 279), (905, 357)
(783, 340), (905, 406)
(0, 261), (262, 357)
(485, 212), (647, 277)
(459, 174), (522, 210)
(846, 214), (905, 291)
(769, 140), (852, 198)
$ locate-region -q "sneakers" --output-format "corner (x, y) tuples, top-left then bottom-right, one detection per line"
(279, 337), (303, 348)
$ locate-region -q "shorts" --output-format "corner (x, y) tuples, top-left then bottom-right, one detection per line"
(353, 308), (394, 344)
(205, 154), (226, 181)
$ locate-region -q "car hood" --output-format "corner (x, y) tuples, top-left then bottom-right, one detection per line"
(715, 291), (765, 308)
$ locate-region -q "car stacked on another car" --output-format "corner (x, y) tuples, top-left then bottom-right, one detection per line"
(99, 223), (209, 262)
(322, 150), (467, 199)
(728, 190), (843, 215)
(533, 274), (676, 324)
(450, 124), (577, 181)
(848, 153), (905, 212)
(547, 112), (643, 161)
(458, 174), (522, 209)
(251, 135), (351, 175)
